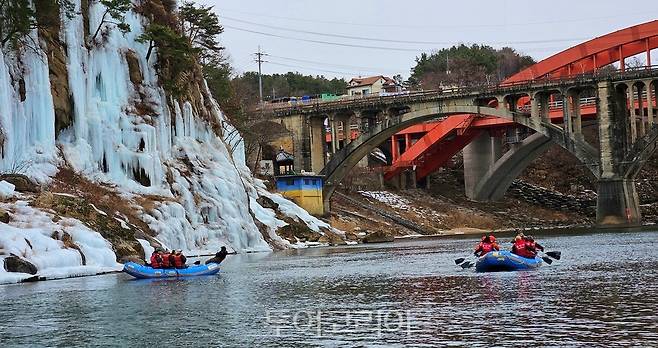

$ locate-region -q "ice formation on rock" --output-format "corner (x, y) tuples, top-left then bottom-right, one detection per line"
(0, 0), (336, 283)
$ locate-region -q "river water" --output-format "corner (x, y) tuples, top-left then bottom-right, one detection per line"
(1, 231), (657, 347)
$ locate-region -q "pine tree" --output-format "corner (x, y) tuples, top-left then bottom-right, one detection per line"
(1, 0), (77, 49)
(178, 1), (224, 61)
(90, 0), (132, 43)
(0, 0), (37, 48)
(137, 23), (198, 95)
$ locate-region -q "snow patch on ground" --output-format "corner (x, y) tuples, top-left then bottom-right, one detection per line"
(0, 202), (121, 285)
(358, 191), (412, 210)
(136, 239), (154, 262)
(0, 181), (15, 199)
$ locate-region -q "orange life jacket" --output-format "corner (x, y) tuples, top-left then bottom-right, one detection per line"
(150, 254), (162, 268)
(172, 254), (185, 268)
(161, 252), (171, 268)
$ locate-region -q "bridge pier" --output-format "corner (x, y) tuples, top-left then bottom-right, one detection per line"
(309, 117), (326, 173)
(595, 81), (641, 226)
(464, 132), (502, 199)
(596, 179), (641, 225)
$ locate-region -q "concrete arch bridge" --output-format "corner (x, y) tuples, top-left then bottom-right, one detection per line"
(263, 20), (658, 226)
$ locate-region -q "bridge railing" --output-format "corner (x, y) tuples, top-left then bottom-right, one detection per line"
(258, 66), (658, 115)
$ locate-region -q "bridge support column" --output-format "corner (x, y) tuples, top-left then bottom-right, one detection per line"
(340, 115), (352, 146)
(569, 90), (583, 140)
(410, 170), (417, 189)
(646, 80), (654, 128)
(329, 114), (338, 154)
(628, 85), (637, 143)
(562, 93), (573, 135)
(464, 132), (499, 199)
(596, 179), (641, 226)
(310, 117), (326, 173)
(596, 81), (641, 226)
(532, 93), (550, 123)
(637, 83), (646, 137)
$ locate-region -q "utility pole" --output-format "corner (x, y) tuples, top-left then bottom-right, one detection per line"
(254, 46), (267, 104)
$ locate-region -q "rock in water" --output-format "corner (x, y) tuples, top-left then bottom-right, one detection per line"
(362, 231), (395, 244)
(4, 256), (38, 275)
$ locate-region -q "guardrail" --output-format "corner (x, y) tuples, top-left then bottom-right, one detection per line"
(256, 66), (658, 115)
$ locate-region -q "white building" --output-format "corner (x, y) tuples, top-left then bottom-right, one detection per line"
(346, 75), (400, 96)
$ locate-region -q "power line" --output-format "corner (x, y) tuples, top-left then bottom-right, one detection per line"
(222, 16), (453, 45)
(223, 25), (426, 52)
(267, 54), (403, 74)
(266, 61), (371, 77)
(222, 16), (591, 46)
(219, 8), (658, 30)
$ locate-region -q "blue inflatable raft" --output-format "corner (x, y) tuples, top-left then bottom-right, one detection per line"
(123, 262), (220, 279)
(475, 251), (542, 272)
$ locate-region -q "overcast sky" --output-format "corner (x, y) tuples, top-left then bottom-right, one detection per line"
(197, 0), (658, 80)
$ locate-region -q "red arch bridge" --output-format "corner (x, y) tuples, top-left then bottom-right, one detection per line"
(262, 20), (658, 226)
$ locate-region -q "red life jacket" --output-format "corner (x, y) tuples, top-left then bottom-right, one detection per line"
(172, 254), (184, 268)
(150, 254), (161, 269)
(161, 253), (171, 268)
(525, 241), (538, 257)
(514, 240), (534, 258)
(480, 242), (494, 254)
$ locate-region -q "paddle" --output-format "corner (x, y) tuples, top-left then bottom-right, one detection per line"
(545, 251), (561, 260)
(539, 253), (553, 265)
(455, 257), (467, 265)
(461, 261), (475, 269)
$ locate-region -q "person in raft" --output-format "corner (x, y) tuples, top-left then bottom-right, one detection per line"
(474, 235), (500, 257)
(150, 249), (163, 269)
(171, 250), (187, 269)
(512, 235), (544, 258)
(523, 236), (544, 258)
(160, 249), (172, 268)
(206, 246), (228, 265)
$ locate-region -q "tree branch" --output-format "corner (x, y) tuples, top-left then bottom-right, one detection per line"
(91, 10), (109, 42)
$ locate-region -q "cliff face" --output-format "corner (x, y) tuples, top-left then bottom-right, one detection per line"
(0, 0), (336, 283)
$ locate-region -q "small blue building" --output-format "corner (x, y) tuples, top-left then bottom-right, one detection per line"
(275, 175), (324, 215)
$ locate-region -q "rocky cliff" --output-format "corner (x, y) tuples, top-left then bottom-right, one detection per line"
(0, 0), (338, 283)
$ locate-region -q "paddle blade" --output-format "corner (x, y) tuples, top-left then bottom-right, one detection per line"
(194, 260), (201, 265)
(461, 261), (475, 269)
(546, 251), (561, 260)
(455, 257), (466, 265)
(541, 256), (553, 264)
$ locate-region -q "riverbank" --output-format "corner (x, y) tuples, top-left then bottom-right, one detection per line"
(329, 183), (595, 241)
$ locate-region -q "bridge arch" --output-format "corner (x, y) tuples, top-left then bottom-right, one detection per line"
(506, 20), (658, 82)
(622, 77), (658, 179)
(321, 105), (508, 207)
(472, 133), (553, 201)
(321, 102), (600, 209)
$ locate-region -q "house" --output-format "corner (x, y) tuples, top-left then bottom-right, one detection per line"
(346, 75), (401, 96)
(274, 149), (295, 175)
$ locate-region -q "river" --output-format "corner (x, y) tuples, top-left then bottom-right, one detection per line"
(1, 231), (657, 347)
